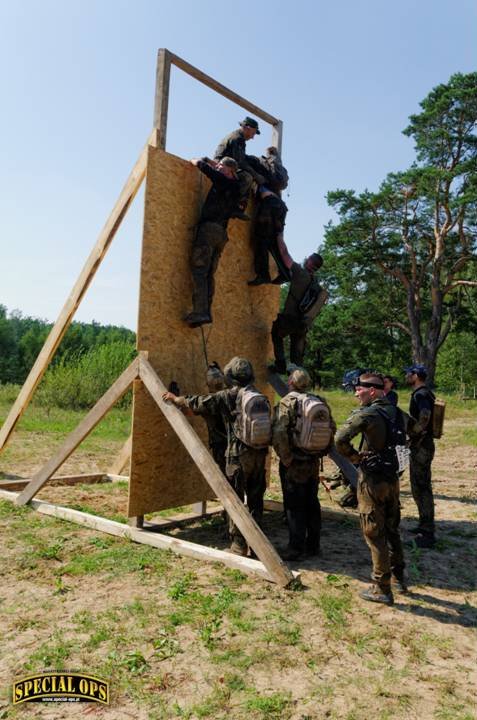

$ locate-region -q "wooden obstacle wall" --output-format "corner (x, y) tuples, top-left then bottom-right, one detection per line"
(128, 147), (280, 517)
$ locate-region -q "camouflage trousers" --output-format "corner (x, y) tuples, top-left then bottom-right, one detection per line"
(279, 460), (321, 553)
(252, 195), (288, 280)
(190, 222), (228, 315)
(357, 474), (405, 592)
(226, 448), (267, 547)
(272, 313), (308, 370)
(410, 442), (435, 535)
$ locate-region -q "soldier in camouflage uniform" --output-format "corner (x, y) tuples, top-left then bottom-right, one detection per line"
(245, 147), (289, 286)
(162, 357), (267, 556)
(335, 372), (409, 605)
(269, 235), (324, 373)
(185, 156), (240, 328)
(405, 364), (436, 548)
(214, 117), (265, 218)
(273, 367), (335, 560)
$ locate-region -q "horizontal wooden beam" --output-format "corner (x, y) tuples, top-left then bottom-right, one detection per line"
(0, 490), (300, 584)
(168, 50), (280, 126)
(0, 473), (108, 492)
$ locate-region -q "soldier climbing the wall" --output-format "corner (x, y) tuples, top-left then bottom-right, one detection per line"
(269, 236), (327, 374)
(162, 357), (271, 557)
(214, 117), (265, 220)
(246, 146), (290, 286)
(185, 156), (240, 328)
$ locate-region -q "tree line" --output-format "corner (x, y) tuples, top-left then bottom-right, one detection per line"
(0, 305), (135, 386)
(304, 71), (477, 391)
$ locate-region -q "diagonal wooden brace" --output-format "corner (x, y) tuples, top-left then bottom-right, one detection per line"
(138, 356), (294, 587)
(15, 358), (141, 506)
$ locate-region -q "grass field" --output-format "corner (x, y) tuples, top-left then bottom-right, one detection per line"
(0, 389), (476, 719)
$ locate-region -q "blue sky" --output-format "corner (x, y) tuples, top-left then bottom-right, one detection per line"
(1, 0), (475, 329)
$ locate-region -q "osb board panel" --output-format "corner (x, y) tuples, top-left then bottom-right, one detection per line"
(128, 146), (280, 517)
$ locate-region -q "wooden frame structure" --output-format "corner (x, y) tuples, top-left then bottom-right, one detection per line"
(0, 50), (297, 586)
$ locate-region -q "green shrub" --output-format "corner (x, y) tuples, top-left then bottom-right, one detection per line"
(36, 341), (136, 410)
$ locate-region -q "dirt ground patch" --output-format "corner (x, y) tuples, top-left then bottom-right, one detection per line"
(0, 412), (476, 719)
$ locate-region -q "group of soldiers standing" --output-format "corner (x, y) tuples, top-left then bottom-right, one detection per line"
(165, 117), (438, 606)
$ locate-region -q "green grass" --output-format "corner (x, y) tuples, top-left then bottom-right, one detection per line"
(61, 540), (171, 576)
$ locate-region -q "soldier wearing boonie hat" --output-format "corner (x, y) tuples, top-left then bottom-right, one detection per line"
(214, 117), (266, 219)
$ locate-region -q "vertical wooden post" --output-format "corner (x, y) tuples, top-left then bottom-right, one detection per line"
(153, 48), (171, 150)
(272, 120), (283, 155)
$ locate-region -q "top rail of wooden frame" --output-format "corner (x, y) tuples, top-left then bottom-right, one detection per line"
(153, 48), (283, 152)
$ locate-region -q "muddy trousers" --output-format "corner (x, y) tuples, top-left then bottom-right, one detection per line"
(409, 442), (435, 535)
(280, 461), (321, 553)
(357, 474), (405, 592)
(190, 222), (228, 315)
(271, 313), (308, 370)
(253, 196), (289, 279)
(226, 448), (267, 547)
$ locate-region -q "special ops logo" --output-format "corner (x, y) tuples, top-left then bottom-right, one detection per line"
(13, 673), (109, 704)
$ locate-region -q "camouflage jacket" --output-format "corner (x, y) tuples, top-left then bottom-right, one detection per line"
(272, 391), (336, 466)
(184, 386), (264, 462)
(213, 129), (263, 182)
(335, 397), (411, 472)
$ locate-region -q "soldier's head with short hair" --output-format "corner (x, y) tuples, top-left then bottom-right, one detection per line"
(304, 253), (323, 273)
(288, 366), (312, 392)
(224, 356), (254, 387)
(354, 372), (385, 406)
(217, 156), (238, 178)
(206, 362), (225, 393)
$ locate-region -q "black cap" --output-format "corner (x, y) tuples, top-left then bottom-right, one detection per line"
(240, 117), (260, 134)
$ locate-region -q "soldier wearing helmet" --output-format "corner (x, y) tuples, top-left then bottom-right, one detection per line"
(163, 357), (269, 556)
(272, 367), (335, 561)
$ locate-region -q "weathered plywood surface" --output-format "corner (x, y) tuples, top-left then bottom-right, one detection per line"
(128, 147), (280, 516)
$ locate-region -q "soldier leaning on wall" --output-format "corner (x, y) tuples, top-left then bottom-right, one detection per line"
(162, 357), (270, 557)
(185, 156), (240, 328)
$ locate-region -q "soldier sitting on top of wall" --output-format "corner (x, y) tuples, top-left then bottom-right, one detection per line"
(185, 156), (240, 328)
(214, 117), (265, 220)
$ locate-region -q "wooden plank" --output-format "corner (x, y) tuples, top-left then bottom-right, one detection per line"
(139, 356), (294, 587)
(15, 358), (140, 506)
(143, 505), (223, 531)
(264, 498), (284, 512)
(0, 473), (108, 492)
(193, 501), (207, 516)
(271, 120), (283, 156)
(168, 51), (279, 126)
(0, 137), (153, 454)
(153, 48), (171, 149)
(108, 435), (132, 475)
(0, 490), (300, 584)
(106, 474), (130, 483)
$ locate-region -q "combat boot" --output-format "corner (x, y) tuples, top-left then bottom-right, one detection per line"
(229, 539), (248, 556)
(412, 532), (436, 549)
(359, 584), (394, 606)
(392, 574), (409, 594)
(280, 546), (304, 561)
(184, 311), (212, 328)
(248, 275), (271, 286)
